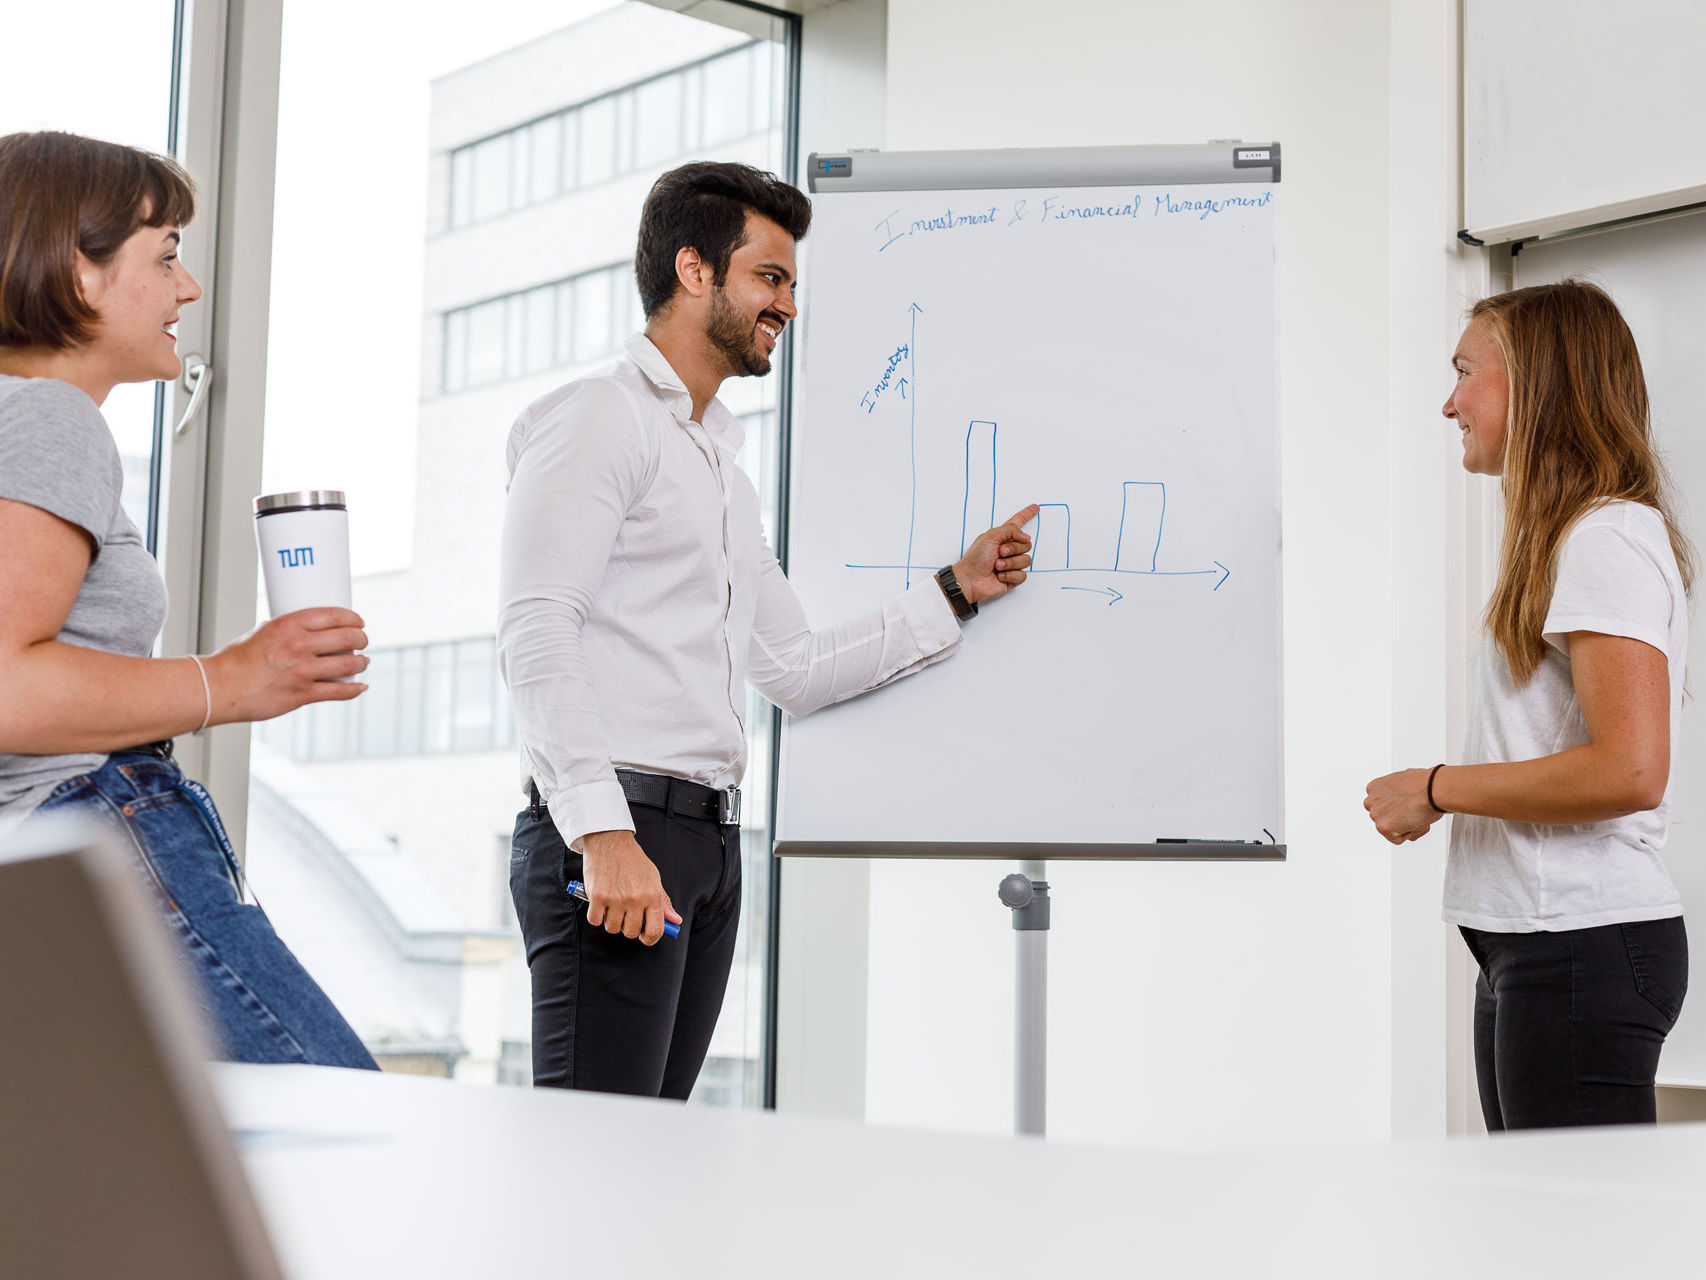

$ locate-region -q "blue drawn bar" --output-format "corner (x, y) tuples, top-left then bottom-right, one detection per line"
(960, 420), (997, 555)
(1031, 504), (1072, 572)
(1114, 482), (1166, 572)
(903, 303), (922, 587)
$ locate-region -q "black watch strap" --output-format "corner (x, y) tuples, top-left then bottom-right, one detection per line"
(935, 564), (978, 619)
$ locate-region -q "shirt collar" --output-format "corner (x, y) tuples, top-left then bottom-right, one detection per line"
(624, 332), (745, 453)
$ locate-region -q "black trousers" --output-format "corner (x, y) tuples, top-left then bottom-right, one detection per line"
(510, 797), (742, 1098)
(1460, 917), (1688, 1130)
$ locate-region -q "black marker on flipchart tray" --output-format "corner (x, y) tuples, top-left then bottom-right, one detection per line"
(1158, 829), (1277, 846)
(1157, 838), (1265, 845)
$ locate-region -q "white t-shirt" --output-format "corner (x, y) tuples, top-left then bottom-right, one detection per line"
(1444, 500), (1688, 932)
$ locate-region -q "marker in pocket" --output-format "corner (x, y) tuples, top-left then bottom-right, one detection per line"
(566, 880), (680, 939)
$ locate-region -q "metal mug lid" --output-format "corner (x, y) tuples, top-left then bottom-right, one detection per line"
(254, 490), (347, 515)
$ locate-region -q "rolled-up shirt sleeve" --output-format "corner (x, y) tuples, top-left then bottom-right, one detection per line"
(497, 381), (654, 851)
(746, 541), (963, 717)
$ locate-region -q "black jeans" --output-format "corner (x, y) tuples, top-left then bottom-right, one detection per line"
(509, 797), (742, 1098)
(1460, 918), (1688, 1130)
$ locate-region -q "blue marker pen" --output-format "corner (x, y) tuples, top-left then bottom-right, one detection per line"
(566, 880), (680, 939)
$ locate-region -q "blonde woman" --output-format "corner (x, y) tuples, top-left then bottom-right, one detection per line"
(1366, 281), (1690, 1129)
(0, 131), (375, 1067)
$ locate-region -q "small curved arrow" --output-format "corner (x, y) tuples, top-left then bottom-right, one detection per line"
(1063, 586), (1123, 605)
(1213, 561), (1230, 591)
(898, 376), (908, 399)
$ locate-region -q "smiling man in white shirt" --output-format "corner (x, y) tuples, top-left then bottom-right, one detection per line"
(498, 161), (1037, 1098)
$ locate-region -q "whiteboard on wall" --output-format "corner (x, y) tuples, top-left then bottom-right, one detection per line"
(774, 145), (1285, 859)
(1513, 210), (1706, 1084)
(1464, 0), (1706, 243)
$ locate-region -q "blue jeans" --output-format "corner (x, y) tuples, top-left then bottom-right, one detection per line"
(26, 747), (377, 1069)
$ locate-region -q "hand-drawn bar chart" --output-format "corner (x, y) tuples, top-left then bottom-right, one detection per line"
(846, 309), (1229, 597)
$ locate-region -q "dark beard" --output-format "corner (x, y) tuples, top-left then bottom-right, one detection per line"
(705, 286), (772, 378)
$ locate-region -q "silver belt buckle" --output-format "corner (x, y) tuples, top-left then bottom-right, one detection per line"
(718, 786), (741, 826)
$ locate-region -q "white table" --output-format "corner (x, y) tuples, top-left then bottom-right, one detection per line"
(217, 1064), (1706, 1278)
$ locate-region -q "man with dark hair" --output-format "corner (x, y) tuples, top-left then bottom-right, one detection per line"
(498, 160), (1037, 1099)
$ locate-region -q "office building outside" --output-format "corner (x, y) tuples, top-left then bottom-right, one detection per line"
(247, 2), (790, 1105)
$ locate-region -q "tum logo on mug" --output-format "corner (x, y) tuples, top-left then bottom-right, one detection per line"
(276, 547), (315, 568)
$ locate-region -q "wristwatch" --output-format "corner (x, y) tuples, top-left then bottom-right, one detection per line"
(934, 564), (978, 619)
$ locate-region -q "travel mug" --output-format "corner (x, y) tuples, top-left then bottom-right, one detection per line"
(254, 491), (352, 616)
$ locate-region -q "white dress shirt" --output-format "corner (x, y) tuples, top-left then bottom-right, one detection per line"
(498, 334), (963, 851)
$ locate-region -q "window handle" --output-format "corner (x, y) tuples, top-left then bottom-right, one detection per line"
(174, 355), (213, 437)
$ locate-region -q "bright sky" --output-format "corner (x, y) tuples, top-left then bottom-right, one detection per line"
(0, 0), (620, 573)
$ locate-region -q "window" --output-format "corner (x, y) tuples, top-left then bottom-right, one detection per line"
(443, 309), (469, 394)
(703, 44), (754, 145)
(573, 269), (615, 363)
(465, 297), (507, 387)
(528, 116), (562, 203)
(524, 286), (556, 375)
(558, 111), (580, 194)
(450, 147), (475, 228)
(445, 40), (779, 229)
(577, 95), (618, 188)
(250, 1), (795, 1102)
(470, 133), (510, 222)
(0, 2), (180, 551)
(503, 294), (528, 380)
(440, 262), (633, 394)
(554, 280), (578, 366)
(633, 74), (683, 168)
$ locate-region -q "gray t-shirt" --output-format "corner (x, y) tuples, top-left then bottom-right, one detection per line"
(0, 374), (169, 840)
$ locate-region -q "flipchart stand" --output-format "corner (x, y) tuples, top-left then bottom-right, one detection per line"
(997, 861), (1050, 1136)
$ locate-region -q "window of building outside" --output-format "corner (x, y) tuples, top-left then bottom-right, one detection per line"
(247, 0), (793, 1108)
(0, 2), (179, 553)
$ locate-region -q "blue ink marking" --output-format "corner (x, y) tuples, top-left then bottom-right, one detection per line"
(876, 210), (906, 252)
(1040, 192), (1142, 223)
(1008, 199), (1028, 227)
(874, 205), (1002, 252)
(959, 420), (998, 557)
(1114, 482), (1166, 572)
(860, 342), (910, 414)
(904, 303), (922, 588)
(1063, 586), (1123, 605)
(846, 407), (1227, 592)
(908, 205), (1000, 235)
(1154, 189), (1274, 221)
(1032, 504), (1072, 571)
(1029, 568), (1218, 577)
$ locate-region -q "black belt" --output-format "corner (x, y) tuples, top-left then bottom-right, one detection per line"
(128, 740), (175, 759)
(529, 770), (741, 826)
(616, 770), (741, 826)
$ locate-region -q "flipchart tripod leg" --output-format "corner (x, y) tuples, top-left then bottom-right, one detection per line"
(998, 860), (1050, 1137)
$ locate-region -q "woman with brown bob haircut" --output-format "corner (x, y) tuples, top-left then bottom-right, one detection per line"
(0, 131), (377, 1068)
(1367, 280), (1691, 1129)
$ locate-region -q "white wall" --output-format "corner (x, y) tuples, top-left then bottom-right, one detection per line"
(837, 0), (1445, 1148)
(1385, 0), (1491, 1138)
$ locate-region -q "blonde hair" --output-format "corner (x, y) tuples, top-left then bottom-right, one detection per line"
(1474, 280), (1694, 684)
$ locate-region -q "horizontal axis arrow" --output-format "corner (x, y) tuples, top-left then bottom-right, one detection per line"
(1061, 586), (1123, 605)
